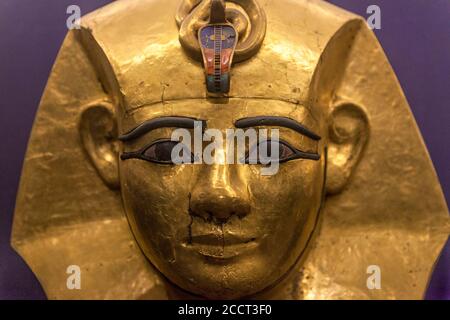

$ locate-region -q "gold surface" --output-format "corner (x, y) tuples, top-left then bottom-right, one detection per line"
(11, 0), (449, 299)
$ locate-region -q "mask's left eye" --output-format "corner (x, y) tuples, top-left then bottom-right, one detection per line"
(121, 139), (194, 164)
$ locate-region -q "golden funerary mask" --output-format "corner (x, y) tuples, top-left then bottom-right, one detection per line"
(12, 0), (449, 299)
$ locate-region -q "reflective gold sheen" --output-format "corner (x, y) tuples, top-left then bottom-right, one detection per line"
(11, 0), (449, 299)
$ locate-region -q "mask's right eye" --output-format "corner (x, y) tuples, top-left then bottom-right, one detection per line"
(121, 139), (194, 164)
(142, 140), (179, 164)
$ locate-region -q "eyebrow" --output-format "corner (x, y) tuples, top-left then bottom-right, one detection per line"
(119, 116), (206, 142)
(234, 116), (321, 141)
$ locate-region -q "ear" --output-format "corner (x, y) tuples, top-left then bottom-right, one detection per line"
(326, 103), (369, 194)
(79, 102), (120, 189)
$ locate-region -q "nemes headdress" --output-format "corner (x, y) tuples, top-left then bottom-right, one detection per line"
(12, 0), (449, 299)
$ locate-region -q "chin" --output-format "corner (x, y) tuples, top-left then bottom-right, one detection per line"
(167, 254), (282, 299)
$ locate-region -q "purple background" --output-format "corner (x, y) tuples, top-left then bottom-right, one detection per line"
(0, 0), (448, 300)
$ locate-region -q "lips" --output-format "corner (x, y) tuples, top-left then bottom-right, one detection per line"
(184, 232), (257, 260)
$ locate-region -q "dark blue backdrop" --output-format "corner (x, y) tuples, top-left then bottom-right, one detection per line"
(0, 0), (448, 299)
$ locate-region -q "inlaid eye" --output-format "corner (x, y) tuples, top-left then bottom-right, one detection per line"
(262, 140), (298, 162)
(142, 140), (179, 164)
(246, 140), (295, 164)
(245, 140), (320, 164)
(121, 140), (194, 165)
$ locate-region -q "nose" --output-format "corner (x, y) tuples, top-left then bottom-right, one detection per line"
(189, 164), (250, 223)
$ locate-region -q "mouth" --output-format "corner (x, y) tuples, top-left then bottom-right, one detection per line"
(183, 232), (258, 261)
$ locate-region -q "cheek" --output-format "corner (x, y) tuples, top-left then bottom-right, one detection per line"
(248, 159), (324, 248)
(119, 161), (195, 253)
(250, 160), (323, 213)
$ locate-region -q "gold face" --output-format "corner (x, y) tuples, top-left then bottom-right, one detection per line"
(119, 99), (325, 298)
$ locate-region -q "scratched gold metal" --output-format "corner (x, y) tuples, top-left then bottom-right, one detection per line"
(11, 0), (449, 299)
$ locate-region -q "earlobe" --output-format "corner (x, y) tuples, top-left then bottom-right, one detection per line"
(326, 103), (369, 194)
(79, 102), (120, 189)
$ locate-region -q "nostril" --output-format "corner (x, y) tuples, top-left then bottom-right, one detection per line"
(216, 217), (228, 224)
(189, 189), (250, 222)
(188, 206), (209, 222)
(206, 211), (215, 222)
(212, 209), (232, 221)
(237, 211), (246, 219)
